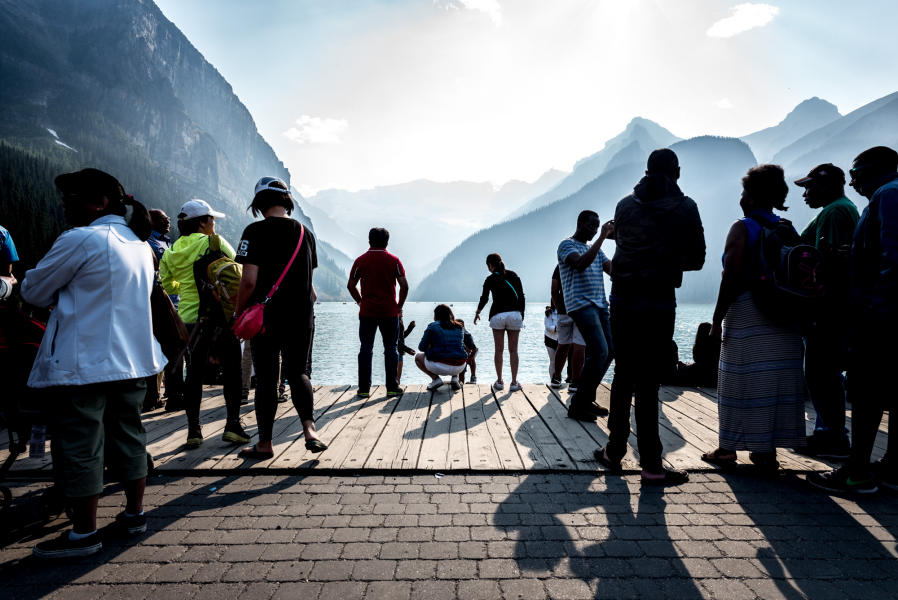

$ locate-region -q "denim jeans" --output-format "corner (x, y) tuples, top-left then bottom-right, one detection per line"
(358, 316), (400, 392)
(606, 303), (675, 472)
(184, 323), (242, 431)
(567, 304), (613, 407)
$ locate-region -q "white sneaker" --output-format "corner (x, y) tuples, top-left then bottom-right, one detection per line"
(427, 378), (444, 391)
(492, 381), (504, 391)
(450, 376), (461, 390)
(509, 382), (522, 392)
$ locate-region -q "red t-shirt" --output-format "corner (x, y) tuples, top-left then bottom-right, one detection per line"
(351, 249), (405, 318)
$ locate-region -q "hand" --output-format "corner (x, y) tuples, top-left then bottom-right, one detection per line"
(409, 320), (415, 327)
(473, 312), (480, 325)
(601, 221), (614, 239)
(710, 323), (722, 339)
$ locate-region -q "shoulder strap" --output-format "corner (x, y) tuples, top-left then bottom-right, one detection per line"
(208, 234), (221, 253)
(263, 224), (304, 302)
(503, 279), (519, 300)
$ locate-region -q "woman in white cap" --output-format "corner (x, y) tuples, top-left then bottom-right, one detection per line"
(159, 198), (249, 449)
(22, 169), (164, 558)
(233, 177), (326, 459)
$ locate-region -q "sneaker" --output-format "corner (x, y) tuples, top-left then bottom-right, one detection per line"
(509, 382), (522, 392)
(449, 376), (461, 391)
(872, 460), (898, 491)
(222, 422), (250, 444)
(583, 402), (609, 417)
(567, 406), (597, 422)
(33, 531), (102, 559)
(386, 388), (404, 397)
(428, 378), (444, 391)
(114, 511), (147, 536)
(469, 375), (477, 384)
(357, 390), (371, 398)
(641, 467), (689, 486)
(807, 467), (878, 494)
(185, 428), (204, 449)
(568, 384), (578, 393)
(550, 377), (564, 389)
(492, 381), (504, 392)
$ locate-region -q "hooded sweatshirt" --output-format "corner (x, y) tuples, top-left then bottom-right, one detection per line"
(610, 174), (706, 305)
(159, 232), (236, 325)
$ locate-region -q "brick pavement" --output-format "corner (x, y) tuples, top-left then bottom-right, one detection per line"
(2, 472), (898, 599)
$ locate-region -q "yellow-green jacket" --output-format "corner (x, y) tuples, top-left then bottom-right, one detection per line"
(159, 233), (235, 325)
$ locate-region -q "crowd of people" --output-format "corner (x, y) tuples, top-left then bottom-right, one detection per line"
(0, 143), (896, 558)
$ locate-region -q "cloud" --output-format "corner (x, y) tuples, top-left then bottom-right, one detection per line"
(706, 3), (779, 38)
(436, 0), (502, 26)
(283, 115), (348, 144)
(716, 97), (734, 109)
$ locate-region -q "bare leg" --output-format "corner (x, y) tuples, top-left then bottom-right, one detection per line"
(397, 360), (404, 384)
(554, 343), (570, 380)
(469, 349), (477, 379)
(70, 495), (100, 534)
(415, 352), (439, 379)
(507, 329), (520, 385)
(302, 418), (322, 442)
(492, 328), (505, 383)
(124, 477), (145, 515)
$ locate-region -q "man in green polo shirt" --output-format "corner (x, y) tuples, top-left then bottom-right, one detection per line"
(795, 163), (859, 459)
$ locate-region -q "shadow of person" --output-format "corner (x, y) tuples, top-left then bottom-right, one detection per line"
(0, 474), (305, 599)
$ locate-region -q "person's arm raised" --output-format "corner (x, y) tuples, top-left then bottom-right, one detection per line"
(564, 224), (612, 272)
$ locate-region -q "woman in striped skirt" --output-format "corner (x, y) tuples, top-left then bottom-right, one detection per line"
(703, 165), (807, 471)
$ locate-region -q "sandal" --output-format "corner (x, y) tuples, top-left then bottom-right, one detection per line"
(701, 448), (737, 467)
(305, 439), (328, 453)
(239, 446), (274, 460)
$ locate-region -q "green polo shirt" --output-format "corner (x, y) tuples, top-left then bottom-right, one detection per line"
(801, 196), (859, 297)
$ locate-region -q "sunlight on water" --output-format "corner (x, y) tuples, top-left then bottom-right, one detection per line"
(308, 302), (714, 386)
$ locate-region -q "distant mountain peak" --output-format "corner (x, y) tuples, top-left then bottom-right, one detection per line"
(741, 97), (842, 163)
(780, 97), (840, 126)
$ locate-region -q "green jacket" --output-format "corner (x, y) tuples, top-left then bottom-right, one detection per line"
(801, 196), (859, 298)
(159, 233), (235, 325)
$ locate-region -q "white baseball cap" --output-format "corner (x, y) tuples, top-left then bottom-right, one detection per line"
(254, 176), (290, 197)
(178, 198), (226, 220)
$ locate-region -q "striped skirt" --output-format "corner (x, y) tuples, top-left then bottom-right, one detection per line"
(717, 292), (807, 452)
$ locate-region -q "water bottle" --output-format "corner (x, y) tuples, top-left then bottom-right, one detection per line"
(29, 425), (46, 458)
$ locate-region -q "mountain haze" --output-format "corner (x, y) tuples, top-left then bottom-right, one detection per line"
(741, 97), (841, 163)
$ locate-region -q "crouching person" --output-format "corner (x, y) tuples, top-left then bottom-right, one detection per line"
(21, 169), (166, 558)
(415, 304), (468, 391)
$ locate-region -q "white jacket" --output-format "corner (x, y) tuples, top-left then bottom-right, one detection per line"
(21, 215), (167, 388)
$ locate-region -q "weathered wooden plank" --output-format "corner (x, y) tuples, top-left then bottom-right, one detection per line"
(461, 384), (502, 470)
(392, 387), (432, 469)
(520, 385), (598, 471)
(497, 387), (572, 470)
(417, 385), (453, 470)
(314, 387), (394, 470)
(446, 387), (470, 470)
(364, 386), (427, 469)
(270, 386), (376, 469)
(338, 390), (403, 469)
(149, 390), (230, 468)
(475, 384), (524, 470)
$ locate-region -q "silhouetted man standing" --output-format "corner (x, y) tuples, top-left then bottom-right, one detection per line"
(596, 149), (705, 485)
(794, 164), (858, 459)
(348, 227), (408, 398)
(809, 146), (898, 494)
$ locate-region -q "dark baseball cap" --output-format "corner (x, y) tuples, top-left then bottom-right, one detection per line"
(55, 168), (125, 200)
(794, 163), (845, 187)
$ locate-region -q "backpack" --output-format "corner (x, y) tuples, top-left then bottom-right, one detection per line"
(746, 215), (824, 326)
(193, 234), (242, 324)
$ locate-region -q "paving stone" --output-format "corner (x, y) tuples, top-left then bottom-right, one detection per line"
(458, 580), (501, 600)
(318, 581), (366, 600)
(436, 559), (478, 579)
(410, 580), (456, 600)
(544, 579), (593, 599)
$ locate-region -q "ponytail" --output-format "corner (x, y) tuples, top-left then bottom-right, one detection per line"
(122, 194), (153, 241)
(486, 252), (505, 275)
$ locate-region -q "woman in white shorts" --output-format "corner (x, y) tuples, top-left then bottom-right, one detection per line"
(473, 253), (526, 392)
(416, 304), (469, 391)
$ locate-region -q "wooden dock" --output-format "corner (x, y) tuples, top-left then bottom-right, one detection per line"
(3, 383), (887, 474)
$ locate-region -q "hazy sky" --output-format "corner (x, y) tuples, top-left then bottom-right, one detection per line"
(155, 0), (898, 195)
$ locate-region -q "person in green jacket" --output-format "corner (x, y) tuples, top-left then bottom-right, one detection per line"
(159, 199), (248, 449)
(795, 164), (860, 459)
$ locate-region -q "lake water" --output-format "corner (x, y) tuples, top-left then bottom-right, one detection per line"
(309, 301), (715, 385)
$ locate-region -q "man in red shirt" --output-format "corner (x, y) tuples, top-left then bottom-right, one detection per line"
(347, 228), (409, 397)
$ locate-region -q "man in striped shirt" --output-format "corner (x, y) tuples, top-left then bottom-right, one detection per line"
(556, 210), (614, 422)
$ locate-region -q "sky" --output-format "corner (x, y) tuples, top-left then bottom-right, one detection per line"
(154, 0), (898, 196)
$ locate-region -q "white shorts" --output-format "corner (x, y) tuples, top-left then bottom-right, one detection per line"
(420, 353), (466, 376)
(556, 314), (585, 346)
(489, 311), (524, 331)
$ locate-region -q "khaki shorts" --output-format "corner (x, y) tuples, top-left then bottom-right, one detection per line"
(51, 378), (148, 498)
(556, 314), (585, 346)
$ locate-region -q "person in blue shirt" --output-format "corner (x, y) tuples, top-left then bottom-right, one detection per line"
(415, 304), (469, 391)
(809, 146), (898, 495)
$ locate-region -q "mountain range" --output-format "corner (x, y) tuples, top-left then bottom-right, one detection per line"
(0, 0), (350, 299)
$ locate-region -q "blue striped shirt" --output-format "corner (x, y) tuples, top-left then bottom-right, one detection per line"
(557, 238), (608, 311)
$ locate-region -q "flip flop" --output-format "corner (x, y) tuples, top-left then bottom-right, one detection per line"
(701, 449), (737, 467)
(239, 446), (274, 460)
(305, 439), (328, 453)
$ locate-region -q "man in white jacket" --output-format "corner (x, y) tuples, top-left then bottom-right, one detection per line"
(22, 169), (166, 558)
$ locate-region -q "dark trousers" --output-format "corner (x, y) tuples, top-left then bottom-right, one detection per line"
(567, 304), (613, 407)
(847, 330), (896, 475)
(163, 354), (184, 403)
(185, 323), (242, 430)
(804, 319), (848, 439)
(252, 326), (315, 442)
(606, 304), (675, 472)
(358, 316), (400, 392)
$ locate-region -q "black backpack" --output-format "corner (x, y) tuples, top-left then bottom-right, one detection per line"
(747, 215), (824, 327)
